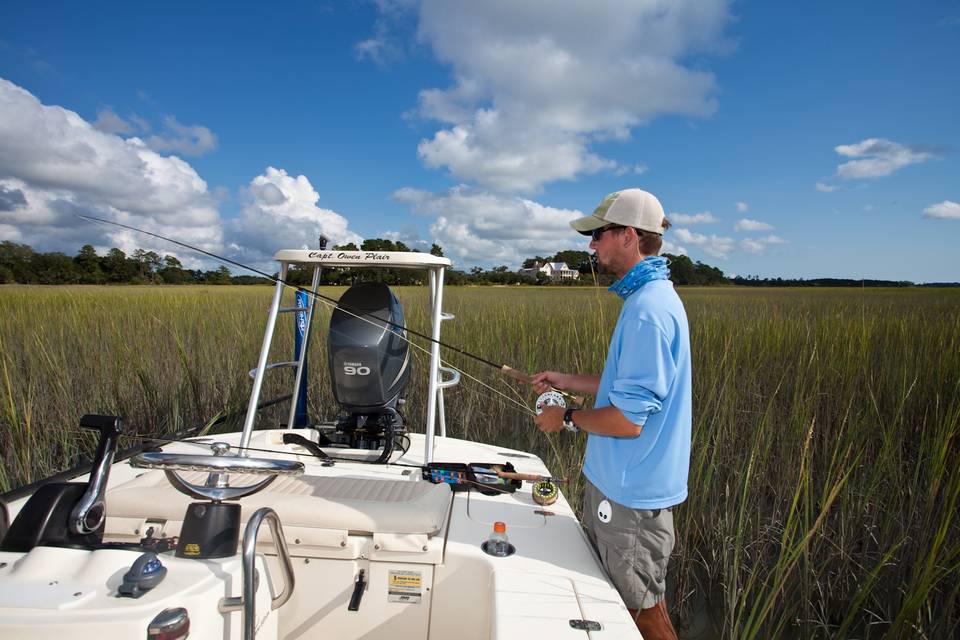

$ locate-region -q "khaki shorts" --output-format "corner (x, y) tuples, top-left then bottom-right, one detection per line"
(582, 479), (675, 610)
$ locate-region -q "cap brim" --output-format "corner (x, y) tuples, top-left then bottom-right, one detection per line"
(570, 214), (607, 235)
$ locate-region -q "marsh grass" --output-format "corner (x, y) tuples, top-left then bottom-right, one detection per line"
(1, 284), (958, 638)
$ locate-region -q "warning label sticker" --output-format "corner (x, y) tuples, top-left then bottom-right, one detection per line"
(388, 570), (423, 604)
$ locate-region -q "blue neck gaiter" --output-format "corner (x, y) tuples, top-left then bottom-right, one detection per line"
(608, 256), (671, 299)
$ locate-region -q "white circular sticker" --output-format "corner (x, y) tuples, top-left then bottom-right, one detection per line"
(597, 499), (612, 524)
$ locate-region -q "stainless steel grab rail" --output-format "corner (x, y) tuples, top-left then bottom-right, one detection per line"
(218, 507), (296, 639)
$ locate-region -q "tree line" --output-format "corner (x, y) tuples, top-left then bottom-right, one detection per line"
(2, 240), (953, 287)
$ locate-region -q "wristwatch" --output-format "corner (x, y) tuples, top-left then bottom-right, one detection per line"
(562, 408), (579, 432)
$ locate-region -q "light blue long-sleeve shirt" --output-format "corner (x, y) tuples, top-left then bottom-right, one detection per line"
(582, 278), (692, 509)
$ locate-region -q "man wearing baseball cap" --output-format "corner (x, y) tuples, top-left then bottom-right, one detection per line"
(532, 188), (691, 640)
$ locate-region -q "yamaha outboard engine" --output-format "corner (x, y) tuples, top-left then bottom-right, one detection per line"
(326, 282), (410, 460)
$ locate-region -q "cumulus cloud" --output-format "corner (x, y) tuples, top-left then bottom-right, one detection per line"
(740, 234), (787, 254)
(0, 78), (222, 262)
(231, 167), (362, 263)
(670, 211), (716, 225)
(834, 138), (939, 179)
(736, 201), (748, 212)
(394, 185), (584, 267)
(94, 108), (215, 157)
(735, 218), (773, 231)
(923, 200), (960, 220)
(0, 78), (363, 273)
(0, 185), (27, 211)
(93, 107), (137, 135)
(144, 116), (217, 157)
(391, 0), (732, 192)
(354, 0), (416, 66)
(673, 227), (733, 259)
(815, 181), (838, 192)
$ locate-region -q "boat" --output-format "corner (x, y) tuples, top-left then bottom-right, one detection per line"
(0, 247), (642, 638)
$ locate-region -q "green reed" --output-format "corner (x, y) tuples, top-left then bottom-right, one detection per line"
(1, 284), (957, 638)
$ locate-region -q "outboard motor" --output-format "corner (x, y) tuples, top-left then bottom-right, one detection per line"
(326, 282), (410, 460)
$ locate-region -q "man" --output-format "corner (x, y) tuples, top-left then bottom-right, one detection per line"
(532, 188), (691, 640)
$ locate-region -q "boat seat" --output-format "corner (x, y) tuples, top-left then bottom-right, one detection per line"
(105, 471), (451, 536)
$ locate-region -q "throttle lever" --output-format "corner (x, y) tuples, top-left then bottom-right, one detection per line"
(69, 414), (123, 535)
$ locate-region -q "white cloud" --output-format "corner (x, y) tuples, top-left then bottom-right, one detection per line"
(670, 211), (716, 225)
(0, 78), (222, 262)
(614, 163), (648, 177)
(662, 240), (687, 256)
(923, 200), (960, 220)
(354, 0), (417, 67)
(93, 108), (215, 157)
(231, 167), (362, 263)
(144, 115), (218, 157)
(396, 0), (732, 192)
(736, 201), (748, 212)
(673, 227), (733, 259)
(815, 181), (838, 192)
(735, 218), (773, 232)
(0, 77), (357, 272)
(834, 138), (938, 179)
(740, 234), (787, 254)
(394, 185), (584, 267)
(93, 107), (137, 135)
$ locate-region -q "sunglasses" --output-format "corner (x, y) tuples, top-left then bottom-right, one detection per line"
(590, 225), (626, 240)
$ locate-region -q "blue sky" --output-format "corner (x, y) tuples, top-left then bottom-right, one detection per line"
(1, 1), (957, 281)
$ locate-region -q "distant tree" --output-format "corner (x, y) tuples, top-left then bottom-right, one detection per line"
(0, 241), (38, 282)
(158, 255), (189, 284)
(553, 250), (591, 272)
(205, 265), (232, 284)
(101, 248), (134, 282)
(665, 253), (695, 285)
(361, 238), (405, 252)
(74, 245), (105, 283)
(430, 243), (444, 257)
(286, 265), (313, 286)
(32, 252), (79, 284)
(445, 269), (469, 285)
(131, 249), (162, 283)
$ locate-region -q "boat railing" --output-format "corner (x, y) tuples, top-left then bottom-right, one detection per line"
(219, 507), (296, 640)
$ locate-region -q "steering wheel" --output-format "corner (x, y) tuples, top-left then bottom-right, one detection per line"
(130, 443), (304, 502)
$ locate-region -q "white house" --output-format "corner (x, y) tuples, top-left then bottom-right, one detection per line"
(518, 261), (580, 281)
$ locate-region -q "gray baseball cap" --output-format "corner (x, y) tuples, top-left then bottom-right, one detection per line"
(570, 188), (667, 236)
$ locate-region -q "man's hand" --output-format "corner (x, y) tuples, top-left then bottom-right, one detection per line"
(530, 371), (601, 396)
(534, 405), (565, 433)
(530, 371), (569, 394)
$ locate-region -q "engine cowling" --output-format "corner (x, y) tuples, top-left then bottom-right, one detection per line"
(327, 282), (410, 415)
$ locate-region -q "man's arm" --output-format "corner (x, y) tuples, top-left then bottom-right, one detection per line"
(534, 405), (641, 438)
(530, 371), (601, 395)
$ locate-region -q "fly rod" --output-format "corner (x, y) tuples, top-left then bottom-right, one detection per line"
(77, 214), (581, 403)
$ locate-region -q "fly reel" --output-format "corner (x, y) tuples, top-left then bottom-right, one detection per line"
(532, 479), (559, 506)
(535, 390), (566, 414)
(535, 391), (578, 433)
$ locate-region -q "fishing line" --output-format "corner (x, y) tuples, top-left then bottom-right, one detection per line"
(78, 214), (506, 371)
(78, 214), (542, 417)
